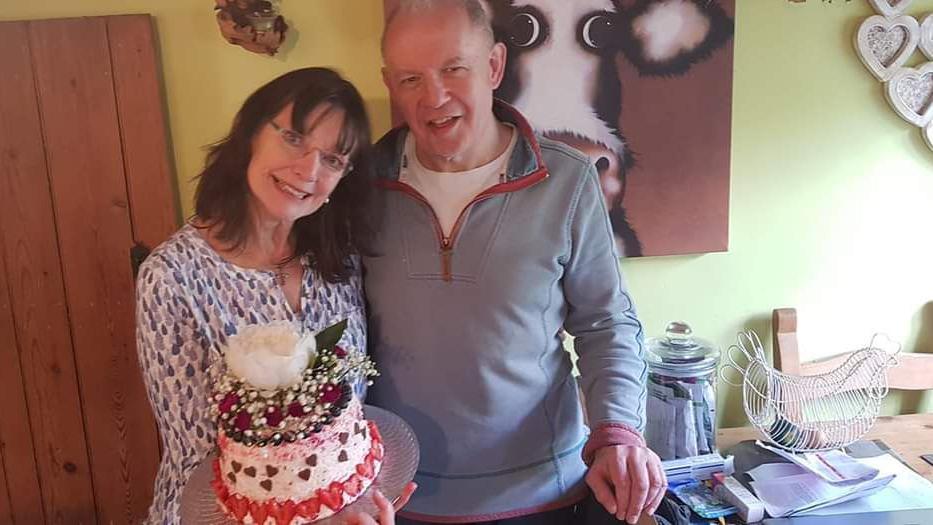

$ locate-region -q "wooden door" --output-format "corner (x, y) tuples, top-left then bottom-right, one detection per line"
(0, 15), (178, 524)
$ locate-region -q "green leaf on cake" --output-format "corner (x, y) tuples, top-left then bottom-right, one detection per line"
(315, 319), (347, 352)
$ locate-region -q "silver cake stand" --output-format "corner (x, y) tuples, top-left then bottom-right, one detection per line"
(181, 405), (419, 524)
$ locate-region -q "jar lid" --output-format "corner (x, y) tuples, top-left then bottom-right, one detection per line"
(645, 321), (720, 377)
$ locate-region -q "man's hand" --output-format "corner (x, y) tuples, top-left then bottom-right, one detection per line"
(585, 445), (666, 524)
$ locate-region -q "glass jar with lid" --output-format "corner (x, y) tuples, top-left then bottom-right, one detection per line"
(644, 321), (720, 460)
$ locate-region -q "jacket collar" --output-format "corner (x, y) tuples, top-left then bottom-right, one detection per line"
(373, 99), (546, 183)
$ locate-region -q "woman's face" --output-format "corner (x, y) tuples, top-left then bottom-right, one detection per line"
(246, 102), (353, 225)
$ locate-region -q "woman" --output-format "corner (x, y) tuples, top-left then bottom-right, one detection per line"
(136, 67), (408, 524)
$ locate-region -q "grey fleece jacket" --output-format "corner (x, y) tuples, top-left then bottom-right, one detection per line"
(363, 101), (647, 521)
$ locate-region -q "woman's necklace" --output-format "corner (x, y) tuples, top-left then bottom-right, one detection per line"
(272, 256), (299, 286)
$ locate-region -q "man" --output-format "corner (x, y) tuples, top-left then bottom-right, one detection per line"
(363, 0), (666, 522)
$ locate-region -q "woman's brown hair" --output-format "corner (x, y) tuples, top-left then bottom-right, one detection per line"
(194, 67), (375, 283)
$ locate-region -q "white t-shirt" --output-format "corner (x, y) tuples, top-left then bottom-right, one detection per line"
(400, 126), (517, 238)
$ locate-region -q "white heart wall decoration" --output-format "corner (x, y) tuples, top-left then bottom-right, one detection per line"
(921, 14), (933, 60)
(868, 0), (915, 18)
(884, 63), (933, 127)
(855, 15), (921, 81)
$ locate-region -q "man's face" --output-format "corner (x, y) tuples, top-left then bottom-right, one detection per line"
(382, 5), (505, 170)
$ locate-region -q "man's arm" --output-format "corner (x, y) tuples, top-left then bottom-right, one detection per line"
(560, 161), (666, 524)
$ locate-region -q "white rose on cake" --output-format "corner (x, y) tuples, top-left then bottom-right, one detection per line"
(224, 322), (316, 391)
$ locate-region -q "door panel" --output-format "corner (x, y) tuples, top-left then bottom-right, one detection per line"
(0, 14), (173, 524)
(0, 19), (98, 525)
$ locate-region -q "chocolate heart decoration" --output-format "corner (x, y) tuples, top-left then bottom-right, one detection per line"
(244, 466), (257, 478)
(231, 461), (242, 473)
(260, 479), (273, 491)
(298, 469), (311, 481)
(921, 14), (933, 60)
(868, 0), (915, 18)
(856, 15), (921, 81)
(266, 465), (279, 477)
(885, 63), (933, 127)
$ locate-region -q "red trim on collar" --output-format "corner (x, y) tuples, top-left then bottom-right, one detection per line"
(494, 99), (547, 178)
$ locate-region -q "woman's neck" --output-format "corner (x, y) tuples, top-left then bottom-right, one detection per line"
(199, 214), (296, 269)
(246, 217), (294, 265)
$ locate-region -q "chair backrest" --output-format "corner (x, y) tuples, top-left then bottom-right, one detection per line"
(772, 307), (933, 391)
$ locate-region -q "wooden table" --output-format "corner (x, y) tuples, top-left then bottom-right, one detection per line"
(716, 412), (933, 481)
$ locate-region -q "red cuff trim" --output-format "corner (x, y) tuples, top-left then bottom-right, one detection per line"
(582, 422), (646, 466)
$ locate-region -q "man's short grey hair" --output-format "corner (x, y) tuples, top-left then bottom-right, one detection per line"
(382, 0), (495, 56)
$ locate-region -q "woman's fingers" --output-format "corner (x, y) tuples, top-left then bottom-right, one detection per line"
(392, 481), (417, 511)
(373, 489), (394, 524)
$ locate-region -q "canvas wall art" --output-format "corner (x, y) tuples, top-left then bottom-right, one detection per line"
(383, 0), (735, 257)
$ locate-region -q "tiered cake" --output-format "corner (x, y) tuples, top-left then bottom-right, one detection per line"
(209, 322), (382, 524)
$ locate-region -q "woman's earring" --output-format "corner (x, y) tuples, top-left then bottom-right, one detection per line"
(324, 198), (330, 204)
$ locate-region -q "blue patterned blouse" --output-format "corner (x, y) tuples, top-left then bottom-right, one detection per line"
(135, 224), (367, 524)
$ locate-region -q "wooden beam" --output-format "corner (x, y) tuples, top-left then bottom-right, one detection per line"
(107, 15), (180, 250)
(772, 307), (800, 374)
(0, 229), (45, 525)
(29, 16), (157, 524)
(0, 19), (97, 524)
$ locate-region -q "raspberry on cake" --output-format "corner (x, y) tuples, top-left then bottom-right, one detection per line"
(210, 321), (383, 524)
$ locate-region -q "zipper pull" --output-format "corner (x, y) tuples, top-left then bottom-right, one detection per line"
(441, 238), (453, 283)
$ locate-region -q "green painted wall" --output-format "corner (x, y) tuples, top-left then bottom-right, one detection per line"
(4, 0), (931, 426)
(620, 0), (933, 425)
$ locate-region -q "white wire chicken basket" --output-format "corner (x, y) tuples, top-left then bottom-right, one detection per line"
(720, 330), (900, 453)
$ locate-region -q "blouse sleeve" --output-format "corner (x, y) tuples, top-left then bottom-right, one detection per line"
(136, 256), (216, 521)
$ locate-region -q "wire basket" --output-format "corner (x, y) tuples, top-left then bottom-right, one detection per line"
(720, 330), (899, 452)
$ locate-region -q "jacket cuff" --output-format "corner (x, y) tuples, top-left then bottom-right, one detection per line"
(582, 422), (646, 467)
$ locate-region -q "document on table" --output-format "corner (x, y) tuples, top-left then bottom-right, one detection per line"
(749, 471), (894, 518)
(746, 444), (897, 518)
(756, 441), (880, 484)
(806, 454), (933, 515)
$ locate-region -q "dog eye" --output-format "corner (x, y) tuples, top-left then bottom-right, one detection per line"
(580, 13), (614, 50)
(508, 11), (546, 48)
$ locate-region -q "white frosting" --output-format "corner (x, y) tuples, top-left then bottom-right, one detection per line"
(217, 397), (383, 523)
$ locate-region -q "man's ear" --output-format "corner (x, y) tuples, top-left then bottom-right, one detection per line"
(488, 41), (507, 89)
(381, 66), (392, 91)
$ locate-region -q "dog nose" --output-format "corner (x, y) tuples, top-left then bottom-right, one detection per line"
(545, 132), (623, 209)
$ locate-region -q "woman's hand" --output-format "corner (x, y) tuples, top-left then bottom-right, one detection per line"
(342, 482), (416, 525)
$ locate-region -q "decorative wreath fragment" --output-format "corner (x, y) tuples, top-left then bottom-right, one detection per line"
(854, 0), (933, 150)
(215, 0), (288, 56)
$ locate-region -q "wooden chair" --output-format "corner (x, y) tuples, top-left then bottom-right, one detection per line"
(772, 307), (933, 390)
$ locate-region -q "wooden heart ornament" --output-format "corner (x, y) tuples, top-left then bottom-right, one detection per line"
(868, 0), (915, 18)
(884, 63), (933, 127)
(921, 14), (933, 60)
(856, 15), (920, 81)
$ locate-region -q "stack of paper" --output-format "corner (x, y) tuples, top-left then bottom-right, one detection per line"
(756, 442), (880, 483)
(747, 442), (896, 518)
(663, 452), (734, 486)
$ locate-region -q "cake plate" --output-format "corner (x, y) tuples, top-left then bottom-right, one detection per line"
(180, 405), (419, 524)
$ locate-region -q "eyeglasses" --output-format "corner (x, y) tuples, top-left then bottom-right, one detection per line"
(268, 120), (353, 176)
